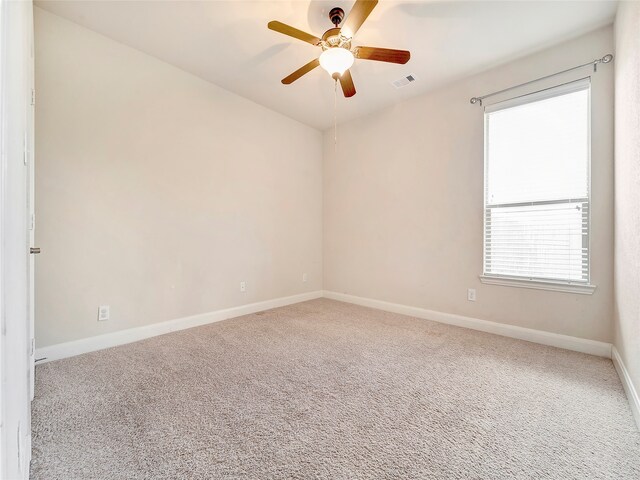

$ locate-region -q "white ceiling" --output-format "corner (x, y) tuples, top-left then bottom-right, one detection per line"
(35, 1), (617, 130)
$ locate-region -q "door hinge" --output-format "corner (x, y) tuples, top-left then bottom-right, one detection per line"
(30, 213), (35, 231)
(31, 89), (35, 106)
(30, 338), (35, 357)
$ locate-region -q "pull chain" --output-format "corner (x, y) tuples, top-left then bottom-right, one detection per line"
(334, 78), (338, 153)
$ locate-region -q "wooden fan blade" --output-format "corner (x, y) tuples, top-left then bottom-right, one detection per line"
(341, 0), (378, 38)
(268, 21), (321, 46)
(282, 58), (320, 84)
(354, 46), (410, 64)
(339, 70), (356, 98)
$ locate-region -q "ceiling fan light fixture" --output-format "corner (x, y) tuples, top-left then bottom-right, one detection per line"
(319, 47), (354, 78)
(268, 0), (409, 97)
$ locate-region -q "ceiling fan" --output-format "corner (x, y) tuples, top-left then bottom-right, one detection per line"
(268, 0), (410, 98)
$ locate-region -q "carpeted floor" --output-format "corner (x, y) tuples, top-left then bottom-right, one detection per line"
(31, 298), (640, 479)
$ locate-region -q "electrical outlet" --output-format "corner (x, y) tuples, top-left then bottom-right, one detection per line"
(98, 305), (110, 321)
(240, 281), (246, 293)
(302, 273), (308, 282)
(467, 289), (476, 301)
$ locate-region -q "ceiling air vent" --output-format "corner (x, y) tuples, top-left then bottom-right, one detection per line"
(392, 74), (416, 89)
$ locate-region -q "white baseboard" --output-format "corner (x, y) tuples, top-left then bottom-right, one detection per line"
(612, 346), (640, 430)
(37, 289), (637, 430)
(322, 291), (612, 358)
(36, 291), (323, 364)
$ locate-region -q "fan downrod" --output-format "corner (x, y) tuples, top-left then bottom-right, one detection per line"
(329, 7), (344, 27)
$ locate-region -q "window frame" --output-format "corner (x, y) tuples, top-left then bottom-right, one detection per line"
(479, 78), (596, 295)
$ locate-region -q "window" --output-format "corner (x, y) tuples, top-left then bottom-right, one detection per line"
(481, 79), (594, 293)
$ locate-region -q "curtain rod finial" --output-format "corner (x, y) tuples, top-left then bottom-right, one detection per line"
(601, 54), (613, 64)
(470, 97), (481, 105)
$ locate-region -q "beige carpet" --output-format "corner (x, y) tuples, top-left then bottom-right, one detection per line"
(31, 299), (640, 479)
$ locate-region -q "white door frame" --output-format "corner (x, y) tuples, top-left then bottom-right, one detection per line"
(27, 0), (35, 402)
(0, 0), (35, 479)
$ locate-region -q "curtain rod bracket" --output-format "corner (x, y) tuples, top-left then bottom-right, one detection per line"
(470, 53), (613, 106)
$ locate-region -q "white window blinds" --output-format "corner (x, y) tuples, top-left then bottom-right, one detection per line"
(483, 79), (590, 284)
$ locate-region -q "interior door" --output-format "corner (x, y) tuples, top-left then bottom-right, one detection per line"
(0, 0), (35, 476)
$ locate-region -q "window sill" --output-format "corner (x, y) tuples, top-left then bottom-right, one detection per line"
(479, 275), (596, 295)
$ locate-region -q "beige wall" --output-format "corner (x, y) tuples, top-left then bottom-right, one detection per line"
(35, 8), (322, 348)
(324, 27), (614, 342)
(36, 6), (617, 351)
(614, 2), (640, 398)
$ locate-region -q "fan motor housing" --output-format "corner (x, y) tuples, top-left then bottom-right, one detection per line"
(321, 28), (351, 50)
(322, 27), (341, 42)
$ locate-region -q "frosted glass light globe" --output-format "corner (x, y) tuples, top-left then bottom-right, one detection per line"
(319, 47), (355, 78)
